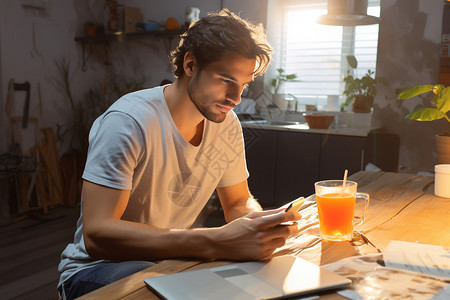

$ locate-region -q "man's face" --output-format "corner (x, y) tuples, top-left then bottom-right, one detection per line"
(187, 52), (256, 123)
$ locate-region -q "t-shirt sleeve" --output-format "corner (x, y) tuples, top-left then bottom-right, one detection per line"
(82, 111), (145, 190)
(217, 116), (249, 188)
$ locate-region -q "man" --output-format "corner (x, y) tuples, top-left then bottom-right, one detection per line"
(58, 9), (301, 300)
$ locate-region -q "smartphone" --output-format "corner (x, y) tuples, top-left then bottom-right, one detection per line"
(284, 197), (305, 213)
(280, 197), (304, 226)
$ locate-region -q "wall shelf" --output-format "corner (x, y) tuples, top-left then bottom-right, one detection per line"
(74, 29), (185, 71)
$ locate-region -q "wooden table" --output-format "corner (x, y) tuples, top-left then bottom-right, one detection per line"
(78, 171), (450, 299)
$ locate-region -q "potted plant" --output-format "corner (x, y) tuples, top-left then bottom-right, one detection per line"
(270, 68), (297, 110)
(397, 83), (450, 163)
(84, 21), (99, 36)
(342, 55), (376, 113)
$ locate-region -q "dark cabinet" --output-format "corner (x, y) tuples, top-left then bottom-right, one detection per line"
(243, 127), (366, 208)
(319, 135), (365, 180)
(243, 128), (277, 207)
(275, 131), (320, 204)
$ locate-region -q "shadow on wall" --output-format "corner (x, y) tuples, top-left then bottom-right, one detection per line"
(373, 0), (443, 172)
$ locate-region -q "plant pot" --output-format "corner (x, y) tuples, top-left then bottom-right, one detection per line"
(436, 134), (450, 164)
(85, 25), (99, 36)
(352, 95), (374, 113)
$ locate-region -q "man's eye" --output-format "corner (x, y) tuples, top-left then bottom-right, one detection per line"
(222, 79), (232, 84)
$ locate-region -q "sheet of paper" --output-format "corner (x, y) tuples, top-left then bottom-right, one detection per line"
(323, 254), (450, 300)
(383, 240), (450, 279)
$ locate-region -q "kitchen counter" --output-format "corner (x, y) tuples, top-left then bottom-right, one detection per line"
(240, 120), (375, 137)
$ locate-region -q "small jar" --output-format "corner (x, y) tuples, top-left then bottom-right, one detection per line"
(434, 164), (450, 198)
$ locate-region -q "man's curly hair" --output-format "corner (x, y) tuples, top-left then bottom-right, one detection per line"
(170, 9), (273, 78)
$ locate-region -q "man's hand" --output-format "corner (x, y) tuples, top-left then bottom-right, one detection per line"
(210, 208), (302, 260)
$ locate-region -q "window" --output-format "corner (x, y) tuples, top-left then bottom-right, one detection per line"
(268, 0), (380, 110)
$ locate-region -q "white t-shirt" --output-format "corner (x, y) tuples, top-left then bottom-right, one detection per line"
(58, 85), (249, 288)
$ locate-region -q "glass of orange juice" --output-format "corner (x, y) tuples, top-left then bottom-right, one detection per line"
(315, 180), (369, 242)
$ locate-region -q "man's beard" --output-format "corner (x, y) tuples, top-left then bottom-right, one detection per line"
(187, 74), (234, 123)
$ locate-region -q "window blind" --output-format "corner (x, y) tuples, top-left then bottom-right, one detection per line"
(277, 0), (380, 109)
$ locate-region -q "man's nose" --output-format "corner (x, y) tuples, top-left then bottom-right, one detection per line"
(226, 87), (243, 105)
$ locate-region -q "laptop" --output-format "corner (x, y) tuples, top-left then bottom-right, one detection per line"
(144, 255), (351, 300)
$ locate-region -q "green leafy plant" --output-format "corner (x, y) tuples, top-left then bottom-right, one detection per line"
(397, 84), (450, 135)
(271, 68), (297, 94)
(342, 55), (376, 108)
(54, 58), (145, 154)
(54, 58), (88, 153)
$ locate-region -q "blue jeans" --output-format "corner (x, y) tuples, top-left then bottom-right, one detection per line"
(60, 261), (155, 300)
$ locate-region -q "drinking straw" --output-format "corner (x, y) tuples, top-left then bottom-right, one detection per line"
(341, 169), (348, 196)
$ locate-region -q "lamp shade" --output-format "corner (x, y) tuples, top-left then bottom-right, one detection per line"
(317, 0), (381, 26)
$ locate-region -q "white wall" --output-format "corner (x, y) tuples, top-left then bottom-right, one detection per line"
(0, 0), (104, 154)
(373, 0), (444, 172)
(0, 0), (267, 155)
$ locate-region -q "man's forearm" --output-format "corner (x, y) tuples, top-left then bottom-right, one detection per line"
(222, 196), (262, 223)
(84, 218), (220, 261)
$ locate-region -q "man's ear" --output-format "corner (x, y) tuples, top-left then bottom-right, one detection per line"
(183, 52), (196, 77)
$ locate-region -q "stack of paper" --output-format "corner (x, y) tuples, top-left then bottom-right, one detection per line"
(383, 240), (450, 279)
(322, 241), (450, 299)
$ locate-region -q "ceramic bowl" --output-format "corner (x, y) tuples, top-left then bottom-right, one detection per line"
(303, 113), (334, 129)
(137, 21), (161, 32)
